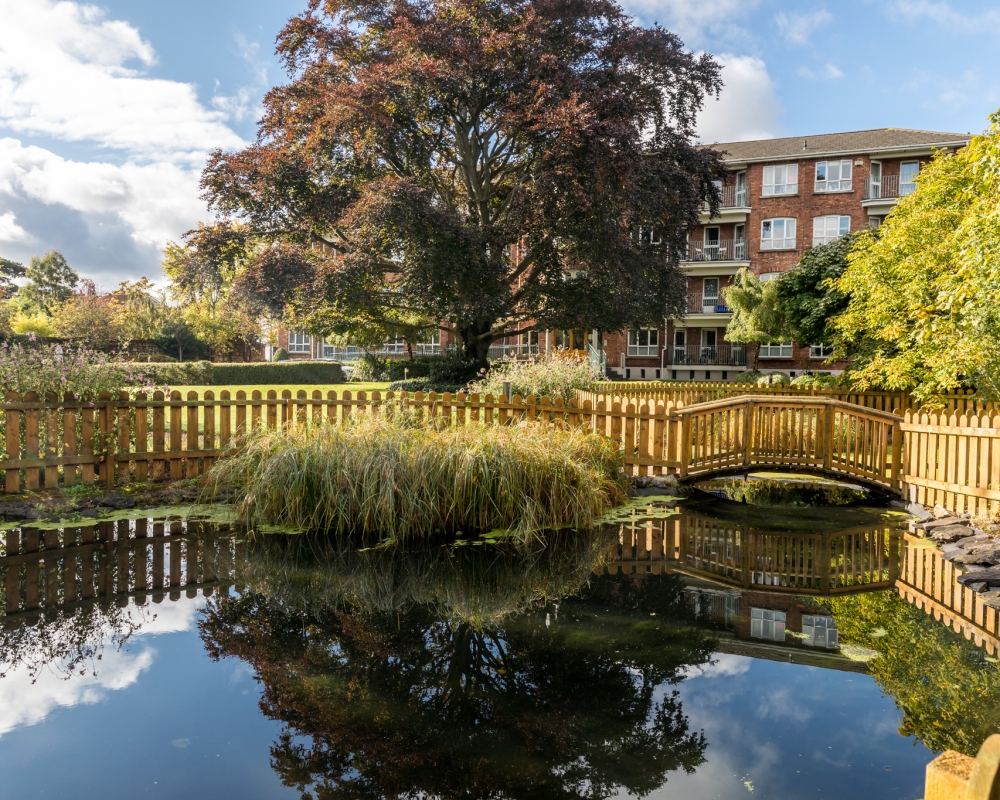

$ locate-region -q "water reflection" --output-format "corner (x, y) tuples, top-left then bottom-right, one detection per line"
(1, 502), (999, 798)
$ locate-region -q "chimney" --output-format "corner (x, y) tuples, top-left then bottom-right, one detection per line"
(803, 139), (808, 151)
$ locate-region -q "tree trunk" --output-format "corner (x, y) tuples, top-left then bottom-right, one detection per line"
(752, 344), (759, 372)
(457, 322), (494, 371)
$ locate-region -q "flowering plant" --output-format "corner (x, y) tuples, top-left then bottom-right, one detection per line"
(468, 351), (606, 402)
(0, 338), (161, 400)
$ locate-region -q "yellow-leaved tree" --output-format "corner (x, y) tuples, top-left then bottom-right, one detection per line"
(835, 112), (1000, 403)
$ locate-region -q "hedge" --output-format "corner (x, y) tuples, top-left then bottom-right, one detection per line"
(211, 361), (346, 385)
(112, 360), (346, 387)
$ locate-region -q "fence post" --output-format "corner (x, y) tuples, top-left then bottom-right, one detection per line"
(823, 402), (835, 471)
(679, 412), (691, 477)
(99, 391), (115, 489)
(890, 415), (903, 491)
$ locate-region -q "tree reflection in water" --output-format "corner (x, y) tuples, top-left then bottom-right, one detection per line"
(199, 531), (715, 799)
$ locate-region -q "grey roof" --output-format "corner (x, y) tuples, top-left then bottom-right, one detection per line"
(701, 128), (972, 163)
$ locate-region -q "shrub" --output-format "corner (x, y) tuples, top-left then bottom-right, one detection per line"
(720, 478), (867, 506)
(733, 371), (763, 384)
(469, 353), (606, 401)
(112, 360), (214, 387)
(791, 373), (843, 388)
(206, 414), (629, 542)
(11, 312), (56, 338)
(212, 361), (345, 385)
(756, 372), (790, 386)
(140, 354), (178, 363)
(351, 353), (388, 381)
(0, 341), (157, 398)
(429, 355), (480, 385)
(272, 348), (290, 362)
(385, 357), (436, 381)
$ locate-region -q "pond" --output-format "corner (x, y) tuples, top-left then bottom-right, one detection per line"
(0, 499), (997, 800)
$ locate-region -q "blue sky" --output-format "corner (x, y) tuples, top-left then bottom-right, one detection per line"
(0, 0), (996, 286)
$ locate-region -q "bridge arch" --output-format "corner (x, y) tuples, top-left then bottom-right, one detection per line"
(668, 396), (902, 492)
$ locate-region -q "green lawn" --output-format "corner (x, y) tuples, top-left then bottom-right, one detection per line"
(169, 382), (392, 398)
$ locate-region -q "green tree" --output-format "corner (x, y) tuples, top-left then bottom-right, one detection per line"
(0, 256), (25, 300)
(19, 250), (78, 314)
(723, 268), (783, 371)
(834, 112), (1000, 402)
(774, 232), (856, 350)
(198, 0), (725, 368)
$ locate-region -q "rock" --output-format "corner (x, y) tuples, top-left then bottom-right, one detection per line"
(651, 473), (679, 487)
(966, 581), (989, 592)
(958, 567), (1000, 586)
(933, 504), (956, 519)
(930, 524), (977, 543)
(0, 502), (31, 520)
(80, 508), (100, 518)
(941, 543), (965, 553)
(24, 509), (45, 520)
(889, 499), (908, 510)
(917, 517), (971, 531)
(955, 534), (990, 548)
(633, 476), (652, 489)
(978, 590), (1000, 603)
(907, 502), (934, 521)
(952, 545), (1000, 566)
(97, 492), (137, 510)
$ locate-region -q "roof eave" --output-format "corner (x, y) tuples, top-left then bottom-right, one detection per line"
(716, 139), (971, 167)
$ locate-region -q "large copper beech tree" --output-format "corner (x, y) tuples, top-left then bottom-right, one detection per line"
(199, 0), (725, 364)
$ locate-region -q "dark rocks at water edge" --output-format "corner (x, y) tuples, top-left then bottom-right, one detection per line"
(631, 474), (691, 497)
(910, 502), (1000, 604)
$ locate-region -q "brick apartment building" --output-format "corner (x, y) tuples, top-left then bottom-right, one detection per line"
(274, 128), (971, 380)
(603, 127), (972, 381)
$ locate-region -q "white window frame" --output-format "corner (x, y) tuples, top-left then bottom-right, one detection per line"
(287, 332), (311, 354)
(702, 278), (719, 312)
(802, 614), (839, 649)
(628, 329), (659, 357)
(639, 227), (662, 245)
(809, 343), (830, 359)
(812, 215), (850, 246)
(762, 164), (798, 196)
(761, 218), (796, 250)
(814, 160), (853, 192)
(900, 161), (919, 196)
(735, 171), (747, 206)
(759, 342), (793, 359)
(322, 339), (338, 358)
(750, 608), (787, 641)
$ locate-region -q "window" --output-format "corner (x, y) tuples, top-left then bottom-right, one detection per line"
(815, 160), (852, 192)
(809, 343), (830, 358)
(734, 224), (747, 259)
(322, 339), (338, 358)
(750, 608), (786, 641)
(812, 215), (850, 246)
(736, 171), (747, 206)
(802, 615), (839, 649)
(868, 162), (882, 198)
(761, 218), (796, 250)
(628, 329), (658, 357)
(702, 278), (719, 312)
(762, 164), (798, 196)
(701, 329), (717, 357)
(288, 332), (311, 354)
(900, 161), (919, 195)
(639, 227), (661, 245)
(760, 342), (793, 358)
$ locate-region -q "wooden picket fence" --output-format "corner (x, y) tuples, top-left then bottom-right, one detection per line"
(900, 409), (1000, 517)
(0, 388), (683, 492)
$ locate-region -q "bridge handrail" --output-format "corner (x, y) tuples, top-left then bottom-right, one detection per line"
(669, 395), (903, 423)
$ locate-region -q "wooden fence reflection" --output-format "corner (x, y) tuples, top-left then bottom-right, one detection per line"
(603, 509), (899, 595)
(2, 519), (242, 622)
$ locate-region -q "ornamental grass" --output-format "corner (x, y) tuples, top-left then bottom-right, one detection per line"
(207, 414), (628, 542)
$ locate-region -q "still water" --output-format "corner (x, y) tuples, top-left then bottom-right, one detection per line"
(1, 499), (997, 799)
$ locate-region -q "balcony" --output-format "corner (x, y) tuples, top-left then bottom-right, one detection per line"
(682, 238), (748, 263)
(863, 174), (916, 202)
(700, 185), (750, 223)
(668, 343), (746, 367)
(487, 342), (539, 361)
(686, 293), (731, 315)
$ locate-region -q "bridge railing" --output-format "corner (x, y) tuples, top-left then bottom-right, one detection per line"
(671, 396), (902, 489)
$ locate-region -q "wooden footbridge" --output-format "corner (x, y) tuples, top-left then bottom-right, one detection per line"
(611, 395), (902, 491)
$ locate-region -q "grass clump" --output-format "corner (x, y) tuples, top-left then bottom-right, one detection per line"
(719, 478), (867, 507)
(207, 414), (628, 542)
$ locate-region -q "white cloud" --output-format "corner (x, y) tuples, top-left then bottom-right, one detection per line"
(888, 0), (1000, 32)
(0, 1), (250, 281)
(619, 0), (761, 47)
(775, 9), (833, 45)
(0, 210), (29, 242)
(798, 63), (844, 80)
(682, 653), (753, 679)
(0, 0), (245, 162)
(698, 54), (782, 143)
(0, 598), (200, 737)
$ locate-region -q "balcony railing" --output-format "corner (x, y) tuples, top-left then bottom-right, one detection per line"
(863, 174), (917, 201)
(700, 185), (748, 212)
(682, 239), (747, 262)
(487, 342), (540, 361)
(668, 343), (746, 366)
(687, 293), (731, 314)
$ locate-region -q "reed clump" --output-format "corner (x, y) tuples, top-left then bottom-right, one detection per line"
(207, 414), (629, 542)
